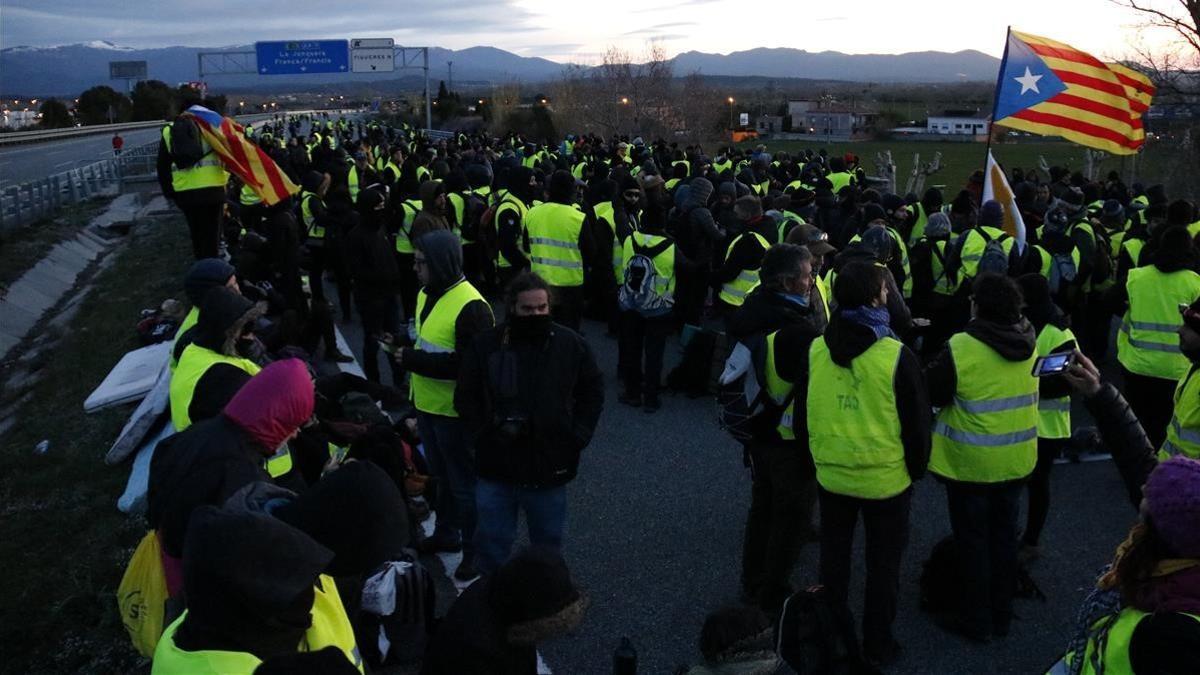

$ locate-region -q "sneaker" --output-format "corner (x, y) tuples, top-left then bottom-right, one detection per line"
(417, 531), (463, 554)
(454, 553), (480, 582)
(618, 391), (642, 407)
(643, 397), (661, 413)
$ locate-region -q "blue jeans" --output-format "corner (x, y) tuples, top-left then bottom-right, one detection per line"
(474, 478), (567, 575)
(418, 413), (476, 554)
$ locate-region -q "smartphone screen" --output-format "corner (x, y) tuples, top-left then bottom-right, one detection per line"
(1032, 353), (1072, 377)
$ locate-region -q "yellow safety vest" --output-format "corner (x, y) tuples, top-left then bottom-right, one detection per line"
(594, 202), (623, 283)
(238, 184), (261, 207)
(416, 165), (431, 182)
(622, 232), (675, 302)
(808, 335), (909, 499)
(446, 192), (466, 243)
(1122, 237), (1145, 268)
(928, 238), (958, 296)
(1047, 609), (1200, 675)
(672, 159), (691, 176)
(1030, 244), (1081, 282)
(718, 232), (770, 307)
(1161, 365), (1200, 460)
(907, 203), (928, 247)
(763, 332), (796, 441)
(170, 307), (201, 371)
(930, 332), (1038, 483)
(525, 202), (586, 287)
(495, 194), (529, 269)
(300, 191), (325, 239)
(347, 165), (360, 204)
(161, 125), (229, 193)
(827, 171), (854, 195)
(152, 574), (363, 675)
(959, 226), (1014, 281)
(1117, 266), (1200, 380)
(712, 159), (732, 175)
(521, 154), (539, 169)
(1035, 324), (1076, 439)
(170, 343), (261, 431)
(814, 274), (831, 318)
(411, 280), (490, 417)
(383, 161), (401, 186)
(664, 178), (682, 192)
(394, 198), (421, 254)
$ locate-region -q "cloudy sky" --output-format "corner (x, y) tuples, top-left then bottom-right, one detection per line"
(1, 0), (1175, 62)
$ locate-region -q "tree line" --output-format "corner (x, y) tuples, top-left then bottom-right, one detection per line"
(35, 81), (227, 130)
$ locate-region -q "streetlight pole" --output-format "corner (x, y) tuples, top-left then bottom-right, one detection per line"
(728, 96), (735, 133)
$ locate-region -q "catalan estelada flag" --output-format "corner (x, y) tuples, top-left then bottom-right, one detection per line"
(992, 30), (1155, 155)
(182, 105), (298, 205)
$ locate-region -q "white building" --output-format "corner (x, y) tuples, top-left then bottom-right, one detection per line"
(926, 114), (989, 135)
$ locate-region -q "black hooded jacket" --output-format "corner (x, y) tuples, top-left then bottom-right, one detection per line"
(777, 312), (931, 481)
(497, 167), (537, 270)
(345, 191), (401, 297)
(726, 285), (828, 345)
(456, 320), (605, 487)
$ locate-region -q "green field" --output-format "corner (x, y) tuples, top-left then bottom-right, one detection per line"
(736, 137), (1184, 199)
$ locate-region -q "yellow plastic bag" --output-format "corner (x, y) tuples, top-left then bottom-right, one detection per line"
(117, 530), (168, 657)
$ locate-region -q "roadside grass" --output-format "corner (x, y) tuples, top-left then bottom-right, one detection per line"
(0, 196), (114, 292)
(0, 215), (190, 674)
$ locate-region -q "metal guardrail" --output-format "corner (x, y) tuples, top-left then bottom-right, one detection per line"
(0, 110), (344, 147)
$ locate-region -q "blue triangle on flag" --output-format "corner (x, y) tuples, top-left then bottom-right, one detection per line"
(993, 33), (1068, 122)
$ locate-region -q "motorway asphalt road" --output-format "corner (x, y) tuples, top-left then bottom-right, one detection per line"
(332, 298), (1134, 675)
(0, 127), (164, 189)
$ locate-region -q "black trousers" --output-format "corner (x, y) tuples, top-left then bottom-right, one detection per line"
(356, 292), (401, 385)
(944, 480), (1023, 636)
(743, 443), (817, 612)
(1074, 292), (1113, 362)
(396, 252), (418, 324)
(1122, 368), (1176, 450)
(183, 202), (224, 259)
(550, 285), (584, 332)
(618, 311), (673, 399)
(819, 486), (911, 655)
(1024, 437), (1067, 547)
(307, 240), (353, 319)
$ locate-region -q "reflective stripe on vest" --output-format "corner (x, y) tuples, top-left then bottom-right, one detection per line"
(718, 232), (769, 307)
(930, 332), (1038, 482)
(411, 280), (490, 417)
(1036, 323), (1076, 439)
(1160, 366), (1200, 461)
(807, 335), (910, 499)
(169, 343), (261, 431)
(525, 202), (586, 286)
(1116, 266), (1200, 380)
(162, 125), (228, 193)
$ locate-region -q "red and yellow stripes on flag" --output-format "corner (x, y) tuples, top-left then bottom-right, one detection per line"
(186, 112), (299, 206)
(1000, 31), (1155, 155)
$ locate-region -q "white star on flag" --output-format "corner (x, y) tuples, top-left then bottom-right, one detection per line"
(1015, 67), (1043, 95)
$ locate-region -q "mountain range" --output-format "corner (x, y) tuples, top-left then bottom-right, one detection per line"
(0, 41), (1001, 96)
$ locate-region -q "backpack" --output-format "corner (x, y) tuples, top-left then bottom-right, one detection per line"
(716, 339), (797, 443)
(776, 586), (877, 675)
(619, 236), (674, 314)
(359, 552), (436, 666)
(975, 227), (1013, 277)
(458, 192), (489, 243)
(168, 116), (207, 170)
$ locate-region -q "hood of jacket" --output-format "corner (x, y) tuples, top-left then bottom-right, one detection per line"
(506, 166), (536, 205)
(687, 177), (714, 210)
(222, 358), (314, 452)
(418, 229), (465, 293)
(965, 317), (1038, 361)
(193, 286), (265, 354)
(824, 311), (884, 367)
(184, 258), (235, 306)
(419, 179), (446, 212)
(178, 505), (332, 660)
(728, 287), (821, 341)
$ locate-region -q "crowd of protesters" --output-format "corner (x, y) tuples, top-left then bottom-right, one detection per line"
(130, 105), (1200, 673)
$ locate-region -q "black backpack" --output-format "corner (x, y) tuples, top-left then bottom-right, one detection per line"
(169, 116), (207, 170)
(776, 586), (878, 675)
(458, 191), (489, 243)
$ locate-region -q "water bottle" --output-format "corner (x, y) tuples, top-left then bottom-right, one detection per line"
(613, 636), (637, 675)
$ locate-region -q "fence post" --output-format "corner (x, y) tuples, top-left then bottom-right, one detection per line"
(68, 169), (80, 203)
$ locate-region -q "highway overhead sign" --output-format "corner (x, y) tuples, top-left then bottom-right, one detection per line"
(255, 40), (349, 75)
(352, 38), (394, 49)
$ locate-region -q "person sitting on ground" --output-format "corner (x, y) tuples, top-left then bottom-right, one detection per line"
(171, 258), (240, 370)
(169, 287), (266, 432)
(151, 506), (362, 674)
(421, 546), (587, 675)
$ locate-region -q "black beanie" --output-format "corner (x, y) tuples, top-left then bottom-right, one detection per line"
(184, 258), (236, 305)
(489, 546), (581, 625)
(548, 170), (576, 204)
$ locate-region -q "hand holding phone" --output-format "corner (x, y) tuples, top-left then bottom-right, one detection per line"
(1032, 352), (1073, 377)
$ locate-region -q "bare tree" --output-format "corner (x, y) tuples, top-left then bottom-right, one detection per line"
(1112, 1), (1200, 56)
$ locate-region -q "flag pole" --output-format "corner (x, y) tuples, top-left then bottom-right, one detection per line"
(983, 26), (1013, 179)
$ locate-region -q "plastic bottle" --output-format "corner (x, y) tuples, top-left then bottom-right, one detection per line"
(613, 636), (637, 675)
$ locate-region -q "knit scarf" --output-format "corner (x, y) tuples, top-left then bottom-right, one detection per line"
(840, 305), (894, 340)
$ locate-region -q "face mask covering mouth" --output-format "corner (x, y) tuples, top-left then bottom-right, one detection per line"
(511, 314), (552, 337)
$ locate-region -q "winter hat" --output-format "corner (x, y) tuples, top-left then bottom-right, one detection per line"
(1144, 457), (1200, 557)
(301, 170), (327, 193)
(184, 258), (236, 305)
(1167, 199), (1196, 227)
(787, 223), (836, 257)
(925, 212), (952, 238)
(490, 546), (585, 626)
(734, 195), (763, 220)
(719, 181), (738, 199)
(880, 193), (905, 212)
(639, 174), (665, 192)
(980, 200), (1004, 228)
(547, 170), (576, 203)
(860, 226), (894, 264)
(861, 203), (887, 225)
